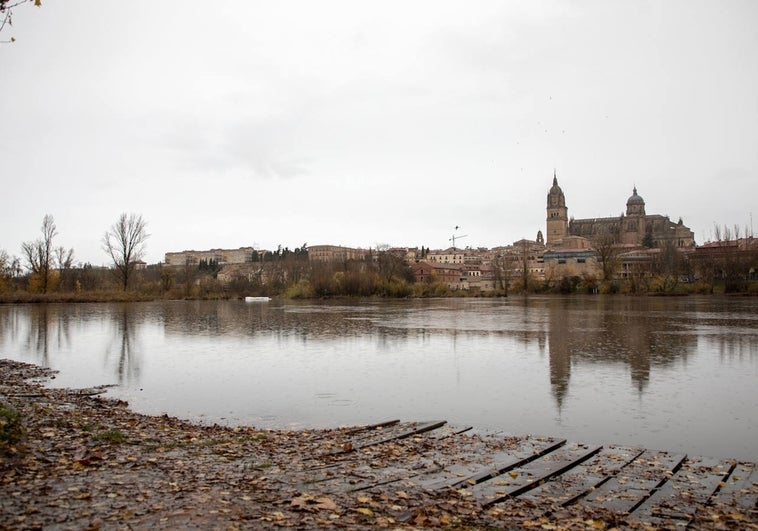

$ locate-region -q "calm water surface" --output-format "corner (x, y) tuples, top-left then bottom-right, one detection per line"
(1, 296), (757, 461)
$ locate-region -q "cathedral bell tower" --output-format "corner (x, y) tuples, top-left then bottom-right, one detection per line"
(546, 172), (568, 246)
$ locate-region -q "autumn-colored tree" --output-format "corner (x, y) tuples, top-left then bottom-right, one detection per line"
(651, 241), (682, 292)
(102, 213), (149, 291)
(21, 214), (60, 293)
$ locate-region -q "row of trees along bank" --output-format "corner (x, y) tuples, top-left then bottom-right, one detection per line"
(0, 213), (149, 300)
(3, 218), (757, 301)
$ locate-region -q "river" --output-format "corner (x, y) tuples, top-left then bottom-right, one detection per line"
(1, 296), (756, 461)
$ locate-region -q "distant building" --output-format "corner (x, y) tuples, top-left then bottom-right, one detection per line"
(308, 245), (370, 262)
(164, 247), (258, 266)
(427, 249), (466, 265)
(411, 261), (495, 292)
(543, 249), (599, 279)
(412, 261), (461, 285)
(546, 174), (695, 249)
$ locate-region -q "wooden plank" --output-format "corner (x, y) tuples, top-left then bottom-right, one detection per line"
(293, 423), (466, 492)
(417, 437), (566, 491)
(471, 442), (602, 506)
(303, 426), (476, 493)
(317, 420), (446, 457)
(517, 446), (645, 508)
(340, 419), (401, 436)
(631, 456), (732, 523)
(579, 450), (687, 514)
(708, 462), (757, 511)
(424, 425), (472, 440)
(349, 420), (447, 450)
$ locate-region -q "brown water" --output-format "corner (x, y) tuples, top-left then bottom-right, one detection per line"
(1, 296), (756, 460)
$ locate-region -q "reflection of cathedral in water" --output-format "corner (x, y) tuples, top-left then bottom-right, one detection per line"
(546, 298), (697, 410)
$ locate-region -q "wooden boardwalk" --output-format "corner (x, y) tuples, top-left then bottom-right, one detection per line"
(284, 420), (758, 527)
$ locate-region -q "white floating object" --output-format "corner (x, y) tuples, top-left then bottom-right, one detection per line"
(245, 296), (271, 303)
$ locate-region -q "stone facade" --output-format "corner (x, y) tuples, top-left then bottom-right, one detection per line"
(308, 245), (370, 262)
(546, 173), (569, 246)
(411, 261), (496, 291)
(546, 176), (695, 250)
(164, 247), (258, 266)
(543, 249), (600, 279)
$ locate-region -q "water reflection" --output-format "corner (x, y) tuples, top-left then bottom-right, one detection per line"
(546, 297), (697, 408)
(23, 305), (73, 366)
(105, 303), (142, 384)
(1, 296), (756, 460)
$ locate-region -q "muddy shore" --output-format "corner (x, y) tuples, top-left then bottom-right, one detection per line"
(1, 359), (754, 529)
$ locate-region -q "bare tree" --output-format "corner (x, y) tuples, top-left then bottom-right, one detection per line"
(493, 253), (512, 295)
(55, 245), (75, 290)
(652, 241), (682, 292)
(54, 246), (74, 270)
(0, 249), (13, 291)
(102, 213), (149, 291)
(0, 0), (41, 43)
(592, 225), (621, 281)
(21, 214), (58, 293)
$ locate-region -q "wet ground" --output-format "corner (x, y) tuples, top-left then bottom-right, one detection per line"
(1, 359), (756, 529)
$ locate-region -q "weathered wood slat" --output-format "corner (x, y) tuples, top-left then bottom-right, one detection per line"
(316, 420), (446, 457)
(293, 423), (464, 492)
(517, 445), (645, 508)
(277, 418), (757, 520)
(708, 462), (757, 510)
(340, 419), (400, 436)
(348, 420), (447, 450)
(423, 425), (473, 440)
(631, 456), (732, 523)
(471, 442), (602, 506)
(303, 426), (476, 493)
(418, 437), (566, 491)
(579, 450), (687, 514)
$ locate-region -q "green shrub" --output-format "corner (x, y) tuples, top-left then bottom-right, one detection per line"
(285, 279), (315, 299)
(95, 429), (127, 444)
(0, 403), (24, 450)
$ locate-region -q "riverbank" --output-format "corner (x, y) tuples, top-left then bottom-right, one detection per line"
(1, 288), (757, 305)
(1, 360), (755, 529)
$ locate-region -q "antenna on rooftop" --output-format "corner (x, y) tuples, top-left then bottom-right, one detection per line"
(449, 226), (468, 249)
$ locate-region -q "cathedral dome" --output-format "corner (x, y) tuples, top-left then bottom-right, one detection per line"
(627, 187), (644, 205)
(626, 187), (645, 215)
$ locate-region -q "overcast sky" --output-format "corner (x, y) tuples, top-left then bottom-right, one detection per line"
(2, 1), (757, 265)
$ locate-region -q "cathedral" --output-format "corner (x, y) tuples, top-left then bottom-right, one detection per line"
(546, 174), (695, 249)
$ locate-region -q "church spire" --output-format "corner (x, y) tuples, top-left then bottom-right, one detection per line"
(553, 168), (557, 186)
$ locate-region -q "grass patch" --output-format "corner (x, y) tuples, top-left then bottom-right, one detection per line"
(94, 429), (127, 444)
(0, 403), (24, 450)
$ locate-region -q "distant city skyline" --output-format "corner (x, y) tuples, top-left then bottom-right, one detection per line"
(2, 1), (756, 265)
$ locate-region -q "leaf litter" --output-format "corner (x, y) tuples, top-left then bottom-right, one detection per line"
(1, 359), (756, 529)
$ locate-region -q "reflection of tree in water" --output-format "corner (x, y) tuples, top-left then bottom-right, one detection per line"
(160, 300), (391, 343)
(24, 305), (72, 366)
(106, 304), (141, 384)
(547, 297), (697, 409)
(709, 332), (758, 361)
